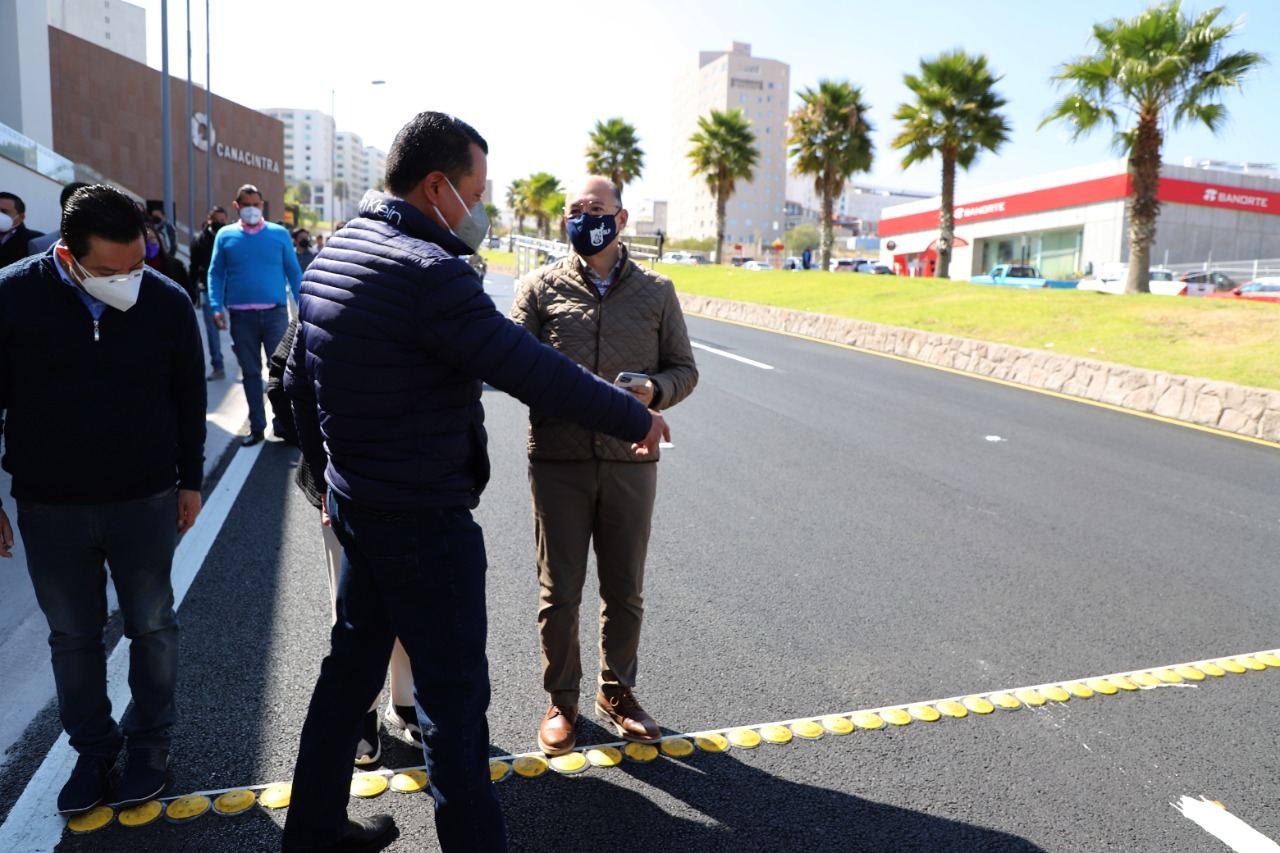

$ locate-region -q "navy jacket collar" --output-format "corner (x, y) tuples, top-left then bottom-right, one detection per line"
(357, 190), (472, 257)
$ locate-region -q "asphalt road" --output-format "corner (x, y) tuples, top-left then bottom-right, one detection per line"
(1, 270), (1277, 852)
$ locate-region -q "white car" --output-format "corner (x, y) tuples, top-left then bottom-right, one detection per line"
(1078, 265), (1183, 295)
(742, 260), (773, 271)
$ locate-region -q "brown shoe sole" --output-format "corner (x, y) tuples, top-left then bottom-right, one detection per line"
(594, 701), (661, 744)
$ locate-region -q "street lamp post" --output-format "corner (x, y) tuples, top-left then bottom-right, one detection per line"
(185, 0), (194, 247)
(161, 0), (174, 228)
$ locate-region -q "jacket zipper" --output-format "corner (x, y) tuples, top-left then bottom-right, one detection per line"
(93, 319), (100, 342)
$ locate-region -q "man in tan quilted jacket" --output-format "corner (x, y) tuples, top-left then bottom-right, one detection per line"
(510, 175), (698, 756)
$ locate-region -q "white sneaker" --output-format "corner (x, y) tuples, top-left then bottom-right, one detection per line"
(384, 702), (423, 746)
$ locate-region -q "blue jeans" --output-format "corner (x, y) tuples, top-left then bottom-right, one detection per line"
(17, 489), (179, 759)
(228, 305), (288, 433)
(199, 290), (223, 372)
(282, 494), (507, 853)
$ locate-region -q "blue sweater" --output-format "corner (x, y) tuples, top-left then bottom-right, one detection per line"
(284, 191), (652, 511)
(0, 254), (206, 505)
(207, 221), (302, 313)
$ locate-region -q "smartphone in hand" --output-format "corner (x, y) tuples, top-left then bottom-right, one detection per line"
(614, 372), (649, 389)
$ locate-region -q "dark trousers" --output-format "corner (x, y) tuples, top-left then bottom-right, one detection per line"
(529, 459), (657, 708)
(199, 290), (224, 372)
(282, 494), (507, 853)
(18, 489), (179, 758)
(229, 305), (288, 433)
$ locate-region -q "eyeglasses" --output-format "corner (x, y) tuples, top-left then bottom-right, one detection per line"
(566, 203), (620, 218)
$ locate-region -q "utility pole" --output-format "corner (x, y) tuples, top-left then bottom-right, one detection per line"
(205, 0), (213, 210)
(185, 0), (194, 248)
(161, 0), (174, 230)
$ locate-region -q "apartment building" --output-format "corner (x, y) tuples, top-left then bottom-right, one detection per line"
(668, 42), (789, 249)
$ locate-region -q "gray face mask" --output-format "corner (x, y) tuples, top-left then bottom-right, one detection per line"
(438, 179), (489, 254)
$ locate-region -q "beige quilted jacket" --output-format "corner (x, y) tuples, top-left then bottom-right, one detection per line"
(510, 248), (698, 462)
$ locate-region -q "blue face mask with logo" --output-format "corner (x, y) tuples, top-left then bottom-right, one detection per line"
(566, 211), (617, 257)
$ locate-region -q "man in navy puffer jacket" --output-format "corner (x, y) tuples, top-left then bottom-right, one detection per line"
(282, 112), (667, 853)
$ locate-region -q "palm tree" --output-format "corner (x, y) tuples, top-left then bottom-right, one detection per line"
(506, 178), (532, 237)
(1042, 1), (1265, 294)
(687, 109), (758, 265)
(526, 172), (562, 240)
(892, 50), (1010, 280)
(788, 80), (875, 272)
(585, 117), (646, 200)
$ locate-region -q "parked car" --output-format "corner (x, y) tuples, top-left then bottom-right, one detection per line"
(1205, 277), (1280, 304)
(867, 264), (896, 275)
(728, 256), (755, 267)
(659, 251), (689, 264)
(830, 258), (871, 273)
(970, 264), (1077, 289)
(1077, 265), (1183, 295)
(742, 260), (773, 271)
(1179, 270), (1235, 296)
(782, 256), (805, 270)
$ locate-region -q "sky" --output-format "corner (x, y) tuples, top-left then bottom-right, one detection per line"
(131, 0), (1280, 209)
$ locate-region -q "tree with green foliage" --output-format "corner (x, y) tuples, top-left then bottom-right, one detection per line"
(586, 117), (645, 199)
(784, 222), (822, 257)
(1042, 1), (1265, 294)
(892, 50), (1010, 280)
(484, 203), (501, 236)
(526, 172), (563, 239)
(506, 178), (531, 237)
(687, 109), (758, 265)
(788, 80), (874, 272)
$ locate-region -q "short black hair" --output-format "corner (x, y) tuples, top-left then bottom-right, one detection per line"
(236, 184), (261, 203)
(292, 228), (309, 239)
(0, 192), (25, 215)
(385, 112), (487, 196)
(60, 182), (91, 210)
(60, 185), (147, 259)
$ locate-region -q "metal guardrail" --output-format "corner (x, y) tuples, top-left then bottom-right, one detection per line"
(509, 233), (660, 280)
(1160, 258), (1280, 280)
(0, 121), (75, 184)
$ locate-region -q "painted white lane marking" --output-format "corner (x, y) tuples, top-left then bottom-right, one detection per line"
(1173, 796), (1280, 852)
(691, 341), (774, 370)
(0, 441), (265, 852)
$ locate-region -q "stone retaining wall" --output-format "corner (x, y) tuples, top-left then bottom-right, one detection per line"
(678, 294), (1280, 444)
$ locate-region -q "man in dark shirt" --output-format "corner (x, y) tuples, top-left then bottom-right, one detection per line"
(0, 184), (206, 816)
(0, 191), (45, 269)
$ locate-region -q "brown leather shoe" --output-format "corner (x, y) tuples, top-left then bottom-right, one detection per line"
(537, 704), (578, 756)
(595, 688), (660, 743)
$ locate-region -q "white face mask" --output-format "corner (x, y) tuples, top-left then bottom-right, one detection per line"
(67, 250), (143, 311)
(239, 205), (264, 226)
(0, 213), (13, 233)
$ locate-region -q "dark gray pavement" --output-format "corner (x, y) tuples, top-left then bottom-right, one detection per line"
(1, 271), (1277, 851)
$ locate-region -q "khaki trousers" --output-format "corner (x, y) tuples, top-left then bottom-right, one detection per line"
(529, 458), (658, 707)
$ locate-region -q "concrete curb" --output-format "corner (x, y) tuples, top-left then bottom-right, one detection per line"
(678, 293), (1280, 444)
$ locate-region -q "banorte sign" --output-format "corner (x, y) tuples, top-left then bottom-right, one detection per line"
(879, 173), (1280, 238)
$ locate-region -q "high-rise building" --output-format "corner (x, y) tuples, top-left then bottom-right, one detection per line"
(335, 131), (366, 220)
(47, 0), (145, 64)
(262, 107), (335, 219)
(669, 42), (789, 251)
(362, 144), (387, 200)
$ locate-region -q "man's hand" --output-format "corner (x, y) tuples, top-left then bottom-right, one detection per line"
(627, 380), (655, 408)
(0, 508), (12, 558)
(319, 493), (330, 527)
(213, 311), (227, 330)
(632, 410), (670, 457)
(177, 489), (203, 534)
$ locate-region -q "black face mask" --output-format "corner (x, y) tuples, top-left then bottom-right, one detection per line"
(210, 221), (225, 233)
(296, 239), (311, 251)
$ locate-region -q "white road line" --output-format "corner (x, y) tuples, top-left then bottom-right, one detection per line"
(1174, 796), (1280, 852)
(691, 341), (774, 370)
(0, 441), (264, 853)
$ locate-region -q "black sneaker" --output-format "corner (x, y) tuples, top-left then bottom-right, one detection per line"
(57, 754), (112, 815)
(384, 702), (423, 746)
(116, 748), (168, 807)
(338, 814), (396, 851)
(354, 710), (381, 766)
